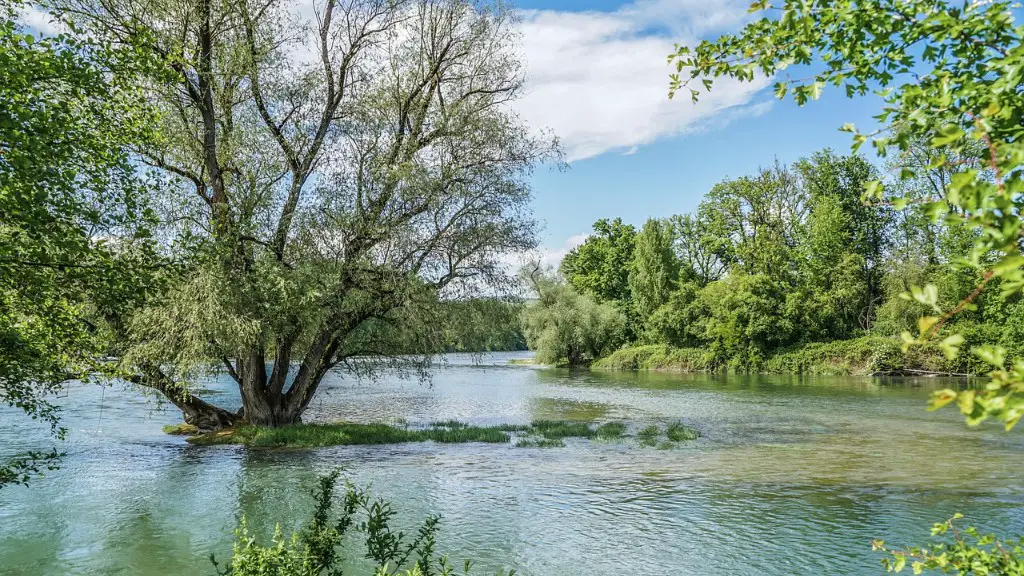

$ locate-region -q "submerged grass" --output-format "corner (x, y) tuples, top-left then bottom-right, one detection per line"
(189, 423), (510, 447)
(187, 419), (699, 449)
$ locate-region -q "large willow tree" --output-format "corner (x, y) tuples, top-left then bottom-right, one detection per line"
(49, 0), (557, 428)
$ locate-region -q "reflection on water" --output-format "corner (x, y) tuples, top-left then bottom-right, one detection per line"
(2, 352), (1023, 575)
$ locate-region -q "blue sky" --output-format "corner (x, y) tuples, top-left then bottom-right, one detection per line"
(19, 0), (890, 267)
(514, 0), (887, 264)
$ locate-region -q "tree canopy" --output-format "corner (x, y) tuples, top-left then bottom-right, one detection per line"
(0, 1), (159, 486)
(670, 0), (1024, 429)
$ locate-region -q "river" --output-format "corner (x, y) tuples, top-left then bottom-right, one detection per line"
(2, 352), (1023, 575)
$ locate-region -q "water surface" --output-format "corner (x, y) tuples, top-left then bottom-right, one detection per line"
(2, 352), (1023, 575)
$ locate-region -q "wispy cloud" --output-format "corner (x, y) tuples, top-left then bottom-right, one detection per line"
(514, 0), (770, 162)
(18, 6), (64, 36)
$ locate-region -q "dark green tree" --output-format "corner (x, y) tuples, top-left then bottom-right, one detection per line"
(560, 218), (636, 303)
(629, 218), (680, 327)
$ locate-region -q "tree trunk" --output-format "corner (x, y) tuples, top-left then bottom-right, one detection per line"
(128, 369), (241, 431)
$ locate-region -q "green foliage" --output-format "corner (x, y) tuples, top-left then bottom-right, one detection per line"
(873, 515), (1024, 575)
(520, 273), (626, 366)
(695, 272), (797, 368)
(47, 0), (559, 429)
(628, 218), (679, 325)
(188, 423), (513, 447)
(764, 337), (913, 376)
(0, 1), (159, 486)
(213, 471), (513, 576)
(437, 299), (526, 353)
(560, 218), (636, 304)
(592, 344), (715, 372)
(669, 0), (1024, 429)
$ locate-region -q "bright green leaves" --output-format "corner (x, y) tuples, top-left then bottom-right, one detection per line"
(875, 515), (1024, 574)
(670, 0), (1024, 432)
(0, 1), (160, 487)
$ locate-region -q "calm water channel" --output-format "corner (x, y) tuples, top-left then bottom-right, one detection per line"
(2, 352), (1023, 575)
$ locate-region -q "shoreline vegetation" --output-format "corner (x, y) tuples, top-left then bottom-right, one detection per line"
(590, 337), (980, 377)
(178, 419), (700, 449)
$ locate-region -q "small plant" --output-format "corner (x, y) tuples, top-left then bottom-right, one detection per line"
(637, 425), (660, 447)
(873, 514), (1024, 574)
(666, 423), (700, 442)
(594, 422), (626, 439)
(514, 437), (565, 448)
(212, 471), (515, 576)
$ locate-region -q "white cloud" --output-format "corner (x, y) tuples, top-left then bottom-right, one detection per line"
(514, 0), (771, 162)
(537, 233), (589, 269)
(497, 232), (588, 276)
(18, 6), (64, 36)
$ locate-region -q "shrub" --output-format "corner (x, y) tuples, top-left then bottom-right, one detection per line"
(520, 280), (626, 366)
(873, 514), (1024, 575)
(212, 471), (514, 576)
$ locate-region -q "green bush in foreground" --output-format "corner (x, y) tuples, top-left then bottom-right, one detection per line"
(873, 514), (1024, 575)
(213, 471), (513, 576)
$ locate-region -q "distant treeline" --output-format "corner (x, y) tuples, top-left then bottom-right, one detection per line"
(521, 147), (1024, 374)
(439, 298), (528, 353)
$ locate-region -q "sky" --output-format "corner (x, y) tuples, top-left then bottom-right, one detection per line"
(509, 0), (886, 266)
(20, 0), (889, 269)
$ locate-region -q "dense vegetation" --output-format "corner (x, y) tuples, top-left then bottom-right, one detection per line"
(524, 148), (1015, 374)
(0, 0), (160, 486)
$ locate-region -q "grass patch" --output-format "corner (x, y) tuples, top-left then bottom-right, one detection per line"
(163, 423), (200, 435)
(515, 437), (565, 448)
(594, 422), (626, 439)
(666, 422), (701, 441)
(189, 423), (511, 447)
(187, 419), (701, 449)
(529, 419), (595, 439)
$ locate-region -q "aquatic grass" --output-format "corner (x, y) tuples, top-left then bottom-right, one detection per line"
(188, 419), (703, 450)
(189, 423), (512, 447)
(637, 425), (660, 447)
(666, 422), (701, 442)
(162, 423), (200, 435)
(529, 420), (595, 439)
(515, 437), (565, 448)
(594, 422), (626, 439)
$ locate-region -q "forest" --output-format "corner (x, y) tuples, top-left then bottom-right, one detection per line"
(521, 146), (1022, 376)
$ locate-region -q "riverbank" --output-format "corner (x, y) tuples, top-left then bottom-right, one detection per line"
(184, 419), (700, 448)
(592, 336), (977, 376)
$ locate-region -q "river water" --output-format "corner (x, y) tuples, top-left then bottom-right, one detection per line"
(2, 352), (1023, 575)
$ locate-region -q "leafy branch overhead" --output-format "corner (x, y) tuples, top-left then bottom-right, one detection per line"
(670, 0), (1024, 429)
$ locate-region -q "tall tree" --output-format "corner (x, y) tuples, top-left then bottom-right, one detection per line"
(628, 218), (679, 323)
(0, 2), (158, 485)
(560, 218), (636, 303)
(52, 0), (558, 428)
(795, 150), (889, 329)
(698, 163), (807, 281)
(670, 209), (724, 286)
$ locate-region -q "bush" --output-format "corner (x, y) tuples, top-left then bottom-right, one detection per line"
(592, 345), (715, 371)
(520, 280), (626, 366)
(873, 514), (1024, 575)
(212, 471), (514, 576)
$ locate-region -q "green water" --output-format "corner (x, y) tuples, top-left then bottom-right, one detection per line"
(2, 352), (1023, 575)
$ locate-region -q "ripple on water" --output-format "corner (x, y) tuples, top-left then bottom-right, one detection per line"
(2, 353), (1023, 576)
